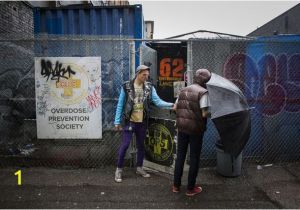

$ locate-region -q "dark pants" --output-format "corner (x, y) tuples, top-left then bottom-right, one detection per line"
(174, 131), (204, 190)
(117, 122), (147, 168)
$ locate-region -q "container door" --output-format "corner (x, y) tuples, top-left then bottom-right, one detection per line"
(140, 44), (178, 174)
(151, 42), (187, 103)
(139, 44), (158, 86)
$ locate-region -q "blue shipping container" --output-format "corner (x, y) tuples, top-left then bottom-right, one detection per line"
(34, 4), (144, 71)
(34, 4), (143, 39)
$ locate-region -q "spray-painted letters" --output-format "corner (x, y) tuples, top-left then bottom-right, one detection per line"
(41, 59), (76, 82)
(224, 53), (300, 116)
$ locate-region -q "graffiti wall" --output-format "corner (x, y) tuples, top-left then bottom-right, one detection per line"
(0, 41), (36, 156)
(190, 36), (300, 162)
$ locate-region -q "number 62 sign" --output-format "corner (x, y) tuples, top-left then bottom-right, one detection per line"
(159, 58), (184, 78)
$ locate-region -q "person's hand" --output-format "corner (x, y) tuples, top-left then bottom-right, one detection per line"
(172, 103), (177, 111)
(114, 124), (122, 131)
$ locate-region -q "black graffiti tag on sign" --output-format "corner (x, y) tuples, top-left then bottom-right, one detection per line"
(41, 59), (76, 82)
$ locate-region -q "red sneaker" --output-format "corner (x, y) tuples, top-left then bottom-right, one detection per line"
(186, 185), (202, 196)
(172, 185), (180, 193)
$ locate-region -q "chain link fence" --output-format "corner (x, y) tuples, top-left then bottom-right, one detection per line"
(188, 37), (300, 165)
(0, 35), (299, 169)
(0, 35), (133, 167)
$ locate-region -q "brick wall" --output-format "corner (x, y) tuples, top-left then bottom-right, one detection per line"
(0, 1), (33, 38)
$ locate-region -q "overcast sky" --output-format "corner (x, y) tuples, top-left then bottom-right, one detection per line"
(130, 1), (299, 39)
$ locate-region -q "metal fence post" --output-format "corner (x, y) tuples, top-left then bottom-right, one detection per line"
(187, 40), (193, 86)
(129, 41), (137, 167)
(129, 41), (136, 80)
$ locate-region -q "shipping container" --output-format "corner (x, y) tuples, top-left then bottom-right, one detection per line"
(34, 4), (143, 38)
(34, 4), (144, 73)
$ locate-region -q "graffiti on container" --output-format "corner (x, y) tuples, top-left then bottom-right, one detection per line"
(86, 85), (102, 110)
(40, 59), (76, 82)
(223, 53), (300, 116)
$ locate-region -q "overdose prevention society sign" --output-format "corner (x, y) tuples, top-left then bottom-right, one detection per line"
(35, 57), (102, 139)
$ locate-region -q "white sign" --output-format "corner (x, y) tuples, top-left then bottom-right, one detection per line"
(173, 81), (186, 98)
(35, 57), (102, 139)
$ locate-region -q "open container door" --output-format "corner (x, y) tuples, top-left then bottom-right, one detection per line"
(140, 42), (187, 174)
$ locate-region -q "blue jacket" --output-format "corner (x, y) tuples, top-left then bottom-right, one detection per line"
(114, 84), (173, 125)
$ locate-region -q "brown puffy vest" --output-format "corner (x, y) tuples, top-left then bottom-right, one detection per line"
(176, 84), (208, 135)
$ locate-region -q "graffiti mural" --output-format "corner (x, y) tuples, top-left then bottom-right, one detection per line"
(0, 42), (36, 156)
(190, 37), (300, 161)
(224, 52), (300, 116)
(222, 37), (300, 160)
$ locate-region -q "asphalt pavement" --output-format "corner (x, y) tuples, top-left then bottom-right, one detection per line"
(0, 162), (299, 209)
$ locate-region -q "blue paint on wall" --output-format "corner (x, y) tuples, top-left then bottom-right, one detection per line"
(245, 35), (300, 160)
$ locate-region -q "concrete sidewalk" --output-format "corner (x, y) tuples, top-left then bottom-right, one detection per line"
(0, 162), (299, 209)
